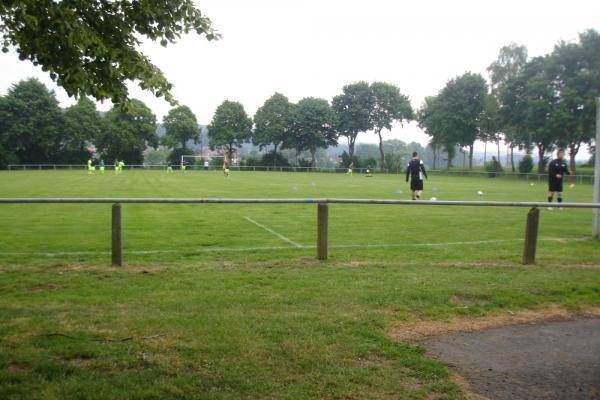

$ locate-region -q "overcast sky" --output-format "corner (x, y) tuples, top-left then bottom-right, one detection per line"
(1, 0), (599, 150)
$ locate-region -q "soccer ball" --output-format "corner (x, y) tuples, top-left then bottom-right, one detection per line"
(569, 183), (575, 189)
(530, 183), (535, 186)
(430, 197), (437, 201)
(291, 185), (297, 192)
(432, 187), (438, 192)
(477, 191), (483, 196)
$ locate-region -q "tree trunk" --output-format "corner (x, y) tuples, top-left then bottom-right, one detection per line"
(483, 141), (487, 165)
(347, 136), (356, 161)
(497, 140), (501, 161)
(537, 145), (546, 174)
(377, 129), (385, 172)
(510, 145), (515, 172)
(568, 143), (578, 174)
(272, 144), (279, 167)
(468, 144), (474, 170)
(310, 149), (316, 168)
(446, 146), (453, 169)
(432, 145), (437, 169)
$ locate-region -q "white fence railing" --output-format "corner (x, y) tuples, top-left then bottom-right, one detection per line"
(4, 163), (596, 183)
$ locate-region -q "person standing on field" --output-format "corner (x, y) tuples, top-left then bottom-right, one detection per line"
(406, 152), (428, 200)
(547, 148), (570, 210)
(222, 160), (230, 177)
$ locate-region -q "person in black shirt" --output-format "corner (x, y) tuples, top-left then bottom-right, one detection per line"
(406, 152), (428, 200)
(547, 149), (570, 209)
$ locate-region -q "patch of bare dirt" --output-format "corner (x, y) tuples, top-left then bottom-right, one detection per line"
(27, 283), (62, 292)
(450, 296), (490, 307)
(299, 257), (321, 266)
(50, 263), (165, 273)
(7, 362), (30, 373)
(388, 304), (600, 342)
(222, 261), (235, 268)
(64, 356), (94, 368)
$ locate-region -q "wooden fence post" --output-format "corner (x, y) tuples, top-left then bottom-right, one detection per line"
(112, 203), (123, 266)
(522, 207), (540, 264)
(317, 203), (328, 260)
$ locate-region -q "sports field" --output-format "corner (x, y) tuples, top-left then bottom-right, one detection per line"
(0, 169), (598, 266)
(1, 170), (599, 399)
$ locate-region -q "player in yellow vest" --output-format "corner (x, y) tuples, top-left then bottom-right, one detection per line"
(222, 161), (230, 177)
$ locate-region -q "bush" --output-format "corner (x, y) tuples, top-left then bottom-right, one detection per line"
(340, 151), (361, 168)
(167, 148), (193, 166)
(518, 155), (534, 174)
(298, 159), (312, 168)
(242, 155), (261, 167)
(484, 156), (503, 177)
(261, 152), (290, 167)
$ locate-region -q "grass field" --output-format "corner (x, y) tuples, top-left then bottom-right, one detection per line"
(1, 170), (599, 399)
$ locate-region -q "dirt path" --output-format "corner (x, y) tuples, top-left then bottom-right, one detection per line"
(423, 317), (600, 400)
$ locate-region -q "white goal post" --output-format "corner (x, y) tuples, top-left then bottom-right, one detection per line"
(180, 155), (225, 168)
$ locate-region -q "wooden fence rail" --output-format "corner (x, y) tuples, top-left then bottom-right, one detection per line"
(1, 198), (599, 266)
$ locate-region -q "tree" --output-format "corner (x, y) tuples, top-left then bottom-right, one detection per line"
(96, 99), (158, 163)
(162, 105), (199, 149)
(61, 97), (102, 163)
(0, 96), (16, 168)
(381, 139), (424, 173)
(0, 78), (64, 164)
(549, 30), (600, 173)
(438, 73), (488, 169)
(332, 81), (374, 161)
(417, 96), (456, 169)
(480, 94), (502, 165)
(369, 82), (413, 171)
(252, 93), (294, 159)
(500, 57), (561, 173)
(488, 43), (528, 170)
(487, 43), (528, 93)
(0, 0), (218, 105)
(285, 97), (337, 168)
(208, 100), (252, 162)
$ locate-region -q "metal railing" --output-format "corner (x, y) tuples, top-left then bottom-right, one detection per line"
(5, 163), (595, 183)
(1, 198), (599, 266)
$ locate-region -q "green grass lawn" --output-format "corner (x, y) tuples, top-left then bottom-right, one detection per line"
(1, 170), (599, 399)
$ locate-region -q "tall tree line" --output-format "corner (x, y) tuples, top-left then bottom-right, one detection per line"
(209, 82), (412, 170)
(3, 29), (598, 171)
(418, 29), (600, 174)
(0, 78), (202, 167)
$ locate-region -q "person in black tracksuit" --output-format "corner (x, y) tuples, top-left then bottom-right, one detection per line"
(406, 152), (428, 200)
(547, 149), (570, 209)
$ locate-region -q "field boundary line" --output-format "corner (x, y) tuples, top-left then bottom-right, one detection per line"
(0, 237), (590, 257)
(243, 216), (303, 248)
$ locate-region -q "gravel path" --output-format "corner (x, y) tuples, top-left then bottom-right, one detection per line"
(424, 317), (600, 400)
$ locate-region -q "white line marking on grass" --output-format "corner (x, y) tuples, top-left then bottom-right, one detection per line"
(0, 237), (589, 257)
(243, 216), (303, 248)
(330, 237), (590, 249)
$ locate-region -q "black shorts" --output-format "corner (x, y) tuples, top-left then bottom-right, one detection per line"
(411, 179), (424, 191)
(549, 180), (563, 192)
